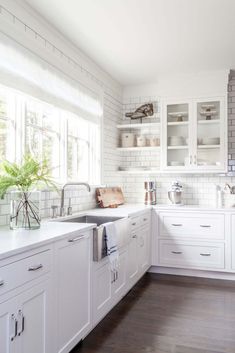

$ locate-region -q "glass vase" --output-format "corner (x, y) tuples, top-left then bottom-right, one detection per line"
(10, 191), (41, 230)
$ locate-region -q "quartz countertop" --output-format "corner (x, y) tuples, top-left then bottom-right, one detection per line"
(0, 222), (96, 261)
(0, 203), (235, 262)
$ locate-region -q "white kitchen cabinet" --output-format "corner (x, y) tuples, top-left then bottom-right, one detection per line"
(92, 248), (127, 325)
(161, 96), (227, 172)
(0, 279), (53, 353)
(138, 226), (151, 274)
(127, 231), (139, 286)
(92, 259), (112, 325)
(55, 231), (92, 353)
(17, 280), (53, 353)
(0, 296), (18, 353)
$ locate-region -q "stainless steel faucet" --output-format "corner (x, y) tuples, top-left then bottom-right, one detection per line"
(60, 182), (91, 217)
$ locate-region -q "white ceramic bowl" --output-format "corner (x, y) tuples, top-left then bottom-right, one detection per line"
(201, 137), (220, 145)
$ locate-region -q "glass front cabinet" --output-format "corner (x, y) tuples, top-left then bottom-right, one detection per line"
(161, 97), (227, 172)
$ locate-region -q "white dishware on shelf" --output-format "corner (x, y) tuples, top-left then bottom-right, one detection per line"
(136, 135), (146, 147)
(169, 161), (184, 166)
(148, 136), (160, 147)
(168, 136), (185, 146)
(121, 132), (135, 148)
(201, 137), (220, 145)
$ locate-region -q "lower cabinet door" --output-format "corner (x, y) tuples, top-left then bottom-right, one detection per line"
(92, 260), (112, 326)
(127, 233), (139, 286)
(112, 250), (127, 304)
(138, 227), (151, 274)
(56, 232), (92, 353)
(17, 279), (53, 353)
(0, 296), (18, 353)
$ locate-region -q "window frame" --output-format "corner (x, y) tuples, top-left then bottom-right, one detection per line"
(0, 84), (102, 186)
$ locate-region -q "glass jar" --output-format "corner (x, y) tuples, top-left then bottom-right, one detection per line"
(10, 190), (41, 230)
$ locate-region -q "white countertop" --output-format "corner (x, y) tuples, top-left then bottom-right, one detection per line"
(0, 222), (96, 261)
(0, 203), (235, 262)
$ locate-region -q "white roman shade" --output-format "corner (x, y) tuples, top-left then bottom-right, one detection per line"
(0, 32), (102, 124)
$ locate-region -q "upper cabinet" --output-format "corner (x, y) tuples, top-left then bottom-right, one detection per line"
(161, 96), (227, 173)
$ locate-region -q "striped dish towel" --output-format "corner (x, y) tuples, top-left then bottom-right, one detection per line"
(104, 222), (119, 272)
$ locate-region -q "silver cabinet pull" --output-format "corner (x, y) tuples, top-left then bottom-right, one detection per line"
(143, 218), (147, 221)
(111, 270), (115, 283)
(190, 155), (192, 165)
(28, 264), (43, 271)
(17, 310), (25, 336)
(132, 234), (137, 238)
(172, 224), (182, 227)
(194, 155), (197, 165)
(200, 225), (211, 228)
(116, 270), (118, 281)
(68, 235), (85, 243)
(171, 251), (182, 255)
(0, 279), (4, 287)
(11, 314), (18, 341)
(132, 222), (136, 226)
(200, 253), (211, 257)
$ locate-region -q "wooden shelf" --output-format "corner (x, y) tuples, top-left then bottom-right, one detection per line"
(197, 145), (220, 149)
(117, 122), (160, 129)
(167, 121), (188, 126)
(117, 146), (160, 151)
(167, 145), (188, 150)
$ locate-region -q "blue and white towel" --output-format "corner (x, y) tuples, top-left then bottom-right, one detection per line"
(104, 222), (119, 272)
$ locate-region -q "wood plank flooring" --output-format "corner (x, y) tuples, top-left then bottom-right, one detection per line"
(71, 273), (235, 353)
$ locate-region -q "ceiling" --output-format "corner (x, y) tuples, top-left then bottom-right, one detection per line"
(24, 0), (235, 86)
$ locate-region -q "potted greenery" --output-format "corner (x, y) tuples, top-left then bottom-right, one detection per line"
(0, 155), (57, 230)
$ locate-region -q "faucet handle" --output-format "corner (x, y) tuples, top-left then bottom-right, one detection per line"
(51, 205), (58, 219)
(67, 198), (72, 216)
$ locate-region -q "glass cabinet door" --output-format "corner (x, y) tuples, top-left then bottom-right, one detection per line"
(195, 98), (225, 171)
(165, 102), (191, 169)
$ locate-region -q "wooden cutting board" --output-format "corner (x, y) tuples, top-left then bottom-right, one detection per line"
(96, 187), (125, 208)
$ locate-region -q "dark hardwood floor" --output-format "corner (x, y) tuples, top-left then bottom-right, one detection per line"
(71, 273), (235, 353)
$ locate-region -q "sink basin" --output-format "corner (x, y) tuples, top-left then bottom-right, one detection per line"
(60, 215), (123, 226)
(60, 214), (128, 262)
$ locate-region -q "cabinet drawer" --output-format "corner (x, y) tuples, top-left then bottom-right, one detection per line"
(130, 212), (151, 231)
(0, 249), (51, 296)
(159, 212), (224, 239)
(159, 240), (224, 269)
(130, 216), (140, 231)
(140, 212), (151, 228)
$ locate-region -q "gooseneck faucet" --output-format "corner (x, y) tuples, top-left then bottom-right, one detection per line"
(60, 182), (91, 217)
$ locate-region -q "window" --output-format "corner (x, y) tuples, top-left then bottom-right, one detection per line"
(0, 84), (101, 185)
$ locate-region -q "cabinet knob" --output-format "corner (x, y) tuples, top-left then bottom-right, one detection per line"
(132, 234), (137, 238)
(132, 222), (136, 226)
(0, 279), (4, 287)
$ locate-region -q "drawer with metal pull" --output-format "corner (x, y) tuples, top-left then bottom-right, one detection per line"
(130, 212), (151, 231)
(159, 212), (224, 239)
(0, 249), (52, 296)
(159, 240), (225, 269)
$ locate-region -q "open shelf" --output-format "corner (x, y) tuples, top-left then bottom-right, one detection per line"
(117, 122), (160, 129)
(197, 145), (220, 149)
(197, 119), (220, 124)
(117, 169), (160, 174)
(167, 121), (188, 126)
(117, 146), (160, 151)
(167, 145), (188, 150)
